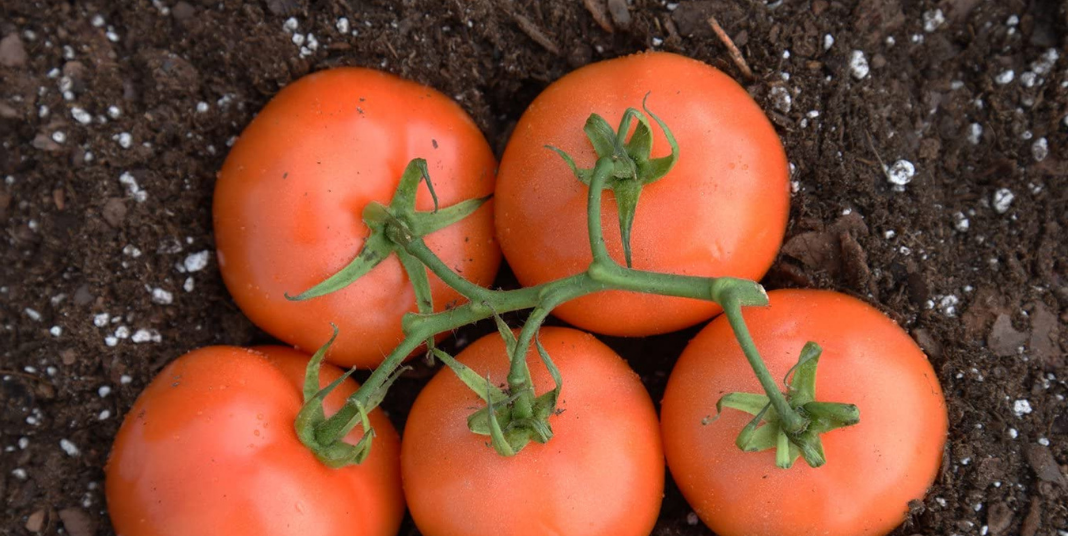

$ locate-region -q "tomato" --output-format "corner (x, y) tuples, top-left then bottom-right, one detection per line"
(660, 289), (948, 536)
(401, 327), (663, 536)
(105, 345), (404, 536)
(495, 51), (789, 336)
(214, 67), (500, 368)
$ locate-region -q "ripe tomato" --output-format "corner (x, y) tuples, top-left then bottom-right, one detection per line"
(105, 345), (404, 536)
(401, 327), (663, 536)
(214, 67), (500, 368)
(495, 51), (789, 336)
(660, 289), (948, 536)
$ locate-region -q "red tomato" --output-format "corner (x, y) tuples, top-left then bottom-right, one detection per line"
(495, 51), (789, 336)
(401, 327), (663, 536)
(105, 345), (404, 536)
(214, 67), (500, 368)
(660, 289), (948, 536)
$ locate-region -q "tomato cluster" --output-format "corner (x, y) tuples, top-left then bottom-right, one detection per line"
(105, 52), (948, 536)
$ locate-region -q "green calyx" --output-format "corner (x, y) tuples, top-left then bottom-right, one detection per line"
(284, 158), (489, 313)
(711, 342), (860, 469)
(549, 94), (679, 267)
(434, 315), (562, 456)
(294, 325), (409, 467)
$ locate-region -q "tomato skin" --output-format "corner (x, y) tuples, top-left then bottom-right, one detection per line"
(495, 51), (789, 337)
(401, 327), (664, 536)
(105, 345), (404, 536)
(660, 289), (948, 536)
(214, 67), (500, 368)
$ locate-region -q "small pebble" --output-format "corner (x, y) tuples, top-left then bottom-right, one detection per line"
(183, 250), (210, 272)
(886, 160), (915, 186)
(71, 107), (92, 125)
(953, 212), (969, 232)
(1031, 48), (1059, 75)
(923, 9), (945, 32)
(769, 86), (792, 113)
(132, 328), (162, 344)
(849, 50), (869, 79)
(1019, 71), (1037, 88)
(992, 189), (1014, 214)
(60, 439), (81, 457)
(1031, 137), (1048, 162)
(995, 70), (1015, 85)
(938, 295), (959, 317)
(151, 287), (173, 305)
(1013, 399), (1032, 416)
(118, 171), (147, 202)
(967, 123), (983, 145)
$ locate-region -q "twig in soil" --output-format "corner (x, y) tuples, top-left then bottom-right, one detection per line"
(511, 12), (561, 56)
(863, 130), (889, 173)
(707, 15), (754, 79)
(583, 0), (614, 33)
(0, 370), (50, 383)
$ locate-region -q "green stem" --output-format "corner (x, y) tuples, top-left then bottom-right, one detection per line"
(586, 158), (616, 266)
(505, 288), (583, 420)
(403, 238), (498, 303)
(719, 298), (808, 435)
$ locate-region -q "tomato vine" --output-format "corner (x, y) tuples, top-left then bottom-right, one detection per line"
(290, 100), (860, 469)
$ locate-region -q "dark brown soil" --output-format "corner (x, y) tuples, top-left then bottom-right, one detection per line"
(2, 1), (1067, 535)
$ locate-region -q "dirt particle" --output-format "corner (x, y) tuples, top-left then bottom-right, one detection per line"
(1028, 302), (1061, 369)
(60, 349), (77, 366)
(58, 508), (95, 536)
(172, 1), (196, 20)
(267, 0), (300, 15)
(25, 509), (46, 532)
(606, 0), (632, 29)
(0, 33), (28, 68)
(986, 502), (1013, 535)
(987, 314), (1028, 357)
(1020, 499), (1041, 536)
(912, 328), (942, 358)
(1025, 445), (1067, 486)
(102, 198), (128, 228)
(72, 285), (93, 306)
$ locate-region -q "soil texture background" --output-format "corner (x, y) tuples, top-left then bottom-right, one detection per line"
(1, 0), (1067, 535)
